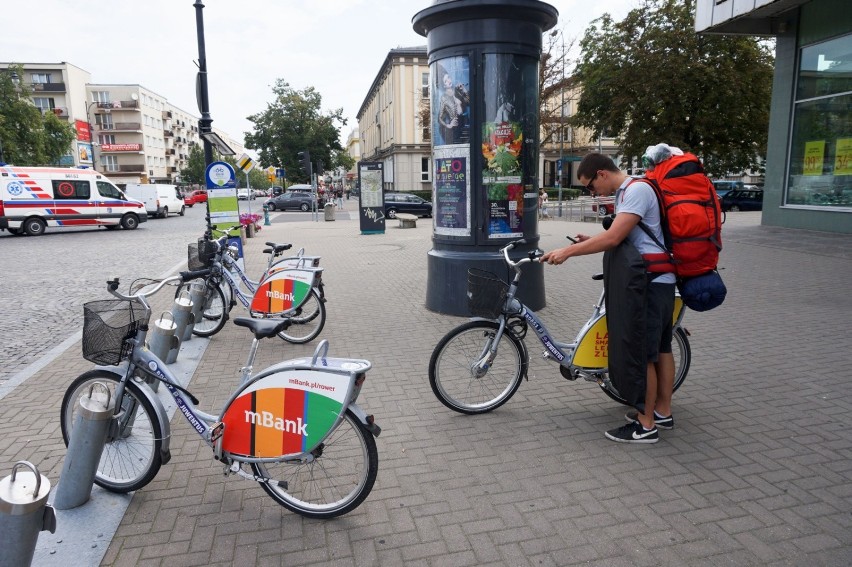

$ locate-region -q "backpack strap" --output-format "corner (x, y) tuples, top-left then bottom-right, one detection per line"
(625, 178), (676, 273)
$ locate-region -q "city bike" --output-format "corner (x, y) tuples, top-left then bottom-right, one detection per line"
(428, 239), (691, 414)
(61, 273), (380, 519)
(181, 227), (326, 344)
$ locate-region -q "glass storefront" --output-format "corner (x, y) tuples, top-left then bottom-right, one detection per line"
(786, 33), (852, 209)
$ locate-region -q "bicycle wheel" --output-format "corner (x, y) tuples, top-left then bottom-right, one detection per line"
(275, 288), (326, 344)
(252, 409), (378, 519)
(191, 282), (228, 337)
(599, 326), (692, 405)
(60, 369), (163, 493)
(429, 320), (527, 414)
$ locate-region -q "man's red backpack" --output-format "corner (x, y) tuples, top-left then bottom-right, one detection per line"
(634, 151), (726, 311)
(636, 152), (723, 277)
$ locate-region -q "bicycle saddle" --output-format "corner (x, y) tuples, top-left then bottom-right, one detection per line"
(263, 242), (293, 254)
(233, 317), (292, 339)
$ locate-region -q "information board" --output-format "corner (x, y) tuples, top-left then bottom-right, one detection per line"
(358, 162), (385, 234)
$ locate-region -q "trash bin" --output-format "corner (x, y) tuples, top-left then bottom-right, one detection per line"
(324, 202), (335, 222)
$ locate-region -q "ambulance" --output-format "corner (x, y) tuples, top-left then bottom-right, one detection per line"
(0, 166), (148, 236)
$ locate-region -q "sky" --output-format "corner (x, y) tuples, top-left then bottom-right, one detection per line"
(2, 0), (640, 152)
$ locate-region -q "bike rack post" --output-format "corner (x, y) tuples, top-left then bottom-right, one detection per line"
(171, 291), (194, 350)
(0, 461), (56, 567)
(147, 311), (178, 388)
(186, 282), (207, 342)
(53, 383), (114, 510)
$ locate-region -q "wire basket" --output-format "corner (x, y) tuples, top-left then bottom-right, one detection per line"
(467, 269), (508, 319)
(82, 300), (143, 365)
(187, 238), (217, 270)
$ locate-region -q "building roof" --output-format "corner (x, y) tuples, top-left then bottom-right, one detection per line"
(357, 46), (427, 120)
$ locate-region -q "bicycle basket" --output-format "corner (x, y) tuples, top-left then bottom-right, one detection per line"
(467, 269), (508, 319)
(187, 238), (217, 271)
(82, 300), (142, 365)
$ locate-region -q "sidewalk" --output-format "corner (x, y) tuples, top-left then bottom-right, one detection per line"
(2, 212), (851, 566)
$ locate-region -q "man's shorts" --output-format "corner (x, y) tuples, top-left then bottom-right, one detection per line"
(646, 282), (676, 362)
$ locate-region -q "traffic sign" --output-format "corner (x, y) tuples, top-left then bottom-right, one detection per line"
(275, 168), (286, 179)
(237, 153), (255, 173)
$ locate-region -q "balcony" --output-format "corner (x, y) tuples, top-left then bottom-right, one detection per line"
(162, 110), (172, 119)
(30, 82), (67, 92)
(100, 122), (142, 132)
(42, 107), (69, 118)
(166, 167), (176, 174)
(163, 130), (173, 138)
(96, 100), (139, 110)
(166, 148), (175, 155)
(118, 164), (145, 173)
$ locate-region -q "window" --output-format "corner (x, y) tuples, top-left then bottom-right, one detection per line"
(99, 134), (116, 145)
(31, 73), (51, 84)
(97, 181), (124, 199)
(92, 91), (110, 103)
(102, 155), (119, 172)
(421, 157), (430, 182)
(52, 180), (90, 199)
(786, 33), (852, 209)
(422, 72), (429, 98)
(99, 114), (113, 129)
(32, 97), (55, 111)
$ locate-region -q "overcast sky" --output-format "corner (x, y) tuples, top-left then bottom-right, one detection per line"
(2, 0), (639, 151)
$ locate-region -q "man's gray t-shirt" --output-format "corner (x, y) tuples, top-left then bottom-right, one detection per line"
(615, 178), (676, 284)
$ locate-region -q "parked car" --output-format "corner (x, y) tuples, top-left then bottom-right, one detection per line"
(590, 196), (616, 217)
(237, 188), (255, 200)
(721, 188), (763, 212)
(264, 192), (319, 212)
(712, 180), (744, 200)
(384, 192), (432, 218)
(183, 190), (207, 207)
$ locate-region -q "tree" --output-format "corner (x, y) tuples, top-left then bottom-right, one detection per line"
(539, 30), (576, 152)
(244, 80), (348, 183)
(179, 143), (205, 185)
(0, 65), (76, 166)
(572, 0), (774, 177)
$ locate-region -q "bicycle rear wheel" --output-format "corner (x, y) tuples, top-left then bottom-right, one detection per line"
(191, 282), (228, 337)
(599, 326), (692, 405)
(429, 320), (527, 414)
(252, 409), (377, 519)
(60, 369), (163, 493)
(274, 288), (326, 344)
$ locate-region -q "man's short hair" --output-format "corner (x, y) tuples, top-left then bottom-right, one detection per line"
(577, 153), (618, 180)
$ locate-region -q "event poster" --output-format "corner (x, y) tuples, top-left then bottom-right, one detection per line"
(486, 182), (524, 239)
(434, 147), (470, 236)
(431, 56), (470, 147)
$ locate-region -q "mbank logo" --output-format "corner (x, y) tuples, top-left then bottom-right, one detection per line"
(245, 410), (308, 436)
(266, 289), (294, 301)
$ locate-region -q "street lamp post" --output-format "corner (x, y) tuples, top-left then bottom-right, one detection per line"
(85, 100), (100, 171)
(550, 29), (565, 217)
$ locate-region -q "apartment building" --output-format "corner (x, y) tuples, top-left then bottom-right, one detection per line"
(344, 127), (361, 186)
(357, 47), (431, 192)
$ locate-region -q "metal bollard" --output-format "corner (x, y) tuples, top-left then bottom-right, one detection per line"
(172, 290), (194, 348)
(147, 312), (178, 389)
(186, 282), (208, 342)
(0, 461), (56, 567)
(53, 383), (113, 510)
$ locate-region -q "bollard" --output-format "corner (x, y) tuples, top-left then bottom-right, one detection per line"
(0, 461), (56, 567)
(171, 291), (194, 349)
(263, 204), (271, 226)
(53, 383), (114, 510)
(324, 202), (335, 221)
(186, 282), (207, 342)
(147, 312), (178, 390)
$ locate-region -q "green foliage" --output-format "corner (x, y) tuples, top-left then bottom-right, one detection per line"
(179, 143), (206, 185)
(0, 65), (76, 165)
(244, 80), (348, 183)
(572, 0), (774, 177)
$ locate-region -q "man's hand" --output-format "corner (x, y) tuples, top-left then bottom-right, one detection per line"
(541, 246), (572, 265)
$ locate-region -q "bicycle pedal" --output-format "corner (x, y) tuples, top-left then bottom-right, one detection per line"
(559, 365), (578, 381)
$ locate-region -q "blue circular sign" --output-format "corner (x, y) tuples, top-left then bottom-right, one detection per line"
(205, 161), (236, 189)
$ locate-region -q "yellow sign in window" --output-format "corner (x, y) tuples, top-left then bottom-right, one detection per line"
(803, 141), (825, 176)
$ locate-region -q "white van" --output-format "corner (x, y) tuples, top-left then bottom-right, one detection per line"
(124, 183), (185, 218)
(0, 166), (148, 236)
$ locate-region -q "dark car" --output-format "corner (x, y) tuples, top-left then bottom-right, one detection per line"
(183, 190), (207, 207)
(721, 189), (763, 212)
(712, 180), (744, 200)
(384, 192), (432, 218)
(264, 192), (320, 212)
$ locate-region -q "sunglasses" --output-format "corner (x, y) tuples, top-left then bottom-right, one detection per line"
(585, 171), (599, 192)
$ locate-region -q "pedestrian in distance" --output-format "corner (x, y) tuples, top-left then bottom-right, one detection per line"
(540, 152), (676, 444)
(539, 189), (550, 220)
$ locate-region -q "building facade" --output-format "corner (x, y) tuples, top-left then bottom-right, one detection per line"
(357, 47), (432, 193)
(697, 0), (851, 234)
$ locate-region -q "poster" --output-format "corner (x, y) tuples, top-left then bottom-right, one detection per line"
(431, 56), (470, 147)
(434, 147), (470, 236)
(803, 140), (825, 176)
(834, 138), (852, 175)
(486, 183), (524, 239)
(358, 161), (385, 234)
(77, 142), (93, 164)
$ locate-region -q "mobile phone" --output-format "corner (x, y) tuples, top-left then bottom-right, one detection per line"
(566, 235), (578, 244)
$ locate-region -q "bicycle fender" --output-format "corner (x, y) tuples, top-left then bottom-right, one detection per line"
(348, 403), (381, 437)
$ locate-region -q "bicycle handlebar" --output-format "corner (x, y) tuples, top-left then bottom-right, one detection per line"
(106, 269), (212, 301)
(500, 239), (543, 270)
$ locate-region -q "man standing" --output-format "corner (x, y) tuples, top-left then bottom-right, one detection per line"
(540, 153), (676, 444)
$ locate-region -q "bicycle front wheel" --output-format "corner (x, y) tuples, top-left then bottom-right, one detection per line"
(599, 326), (692, 405)
(60, 370), (163, 493)
(429, 320), (527, 414)
(275, 288), (326, 344)
(191, 281), (228, 337)
(252, 409), (378, 519)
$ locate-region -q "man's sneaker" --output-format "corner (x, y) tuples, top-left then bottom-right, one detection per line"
(605, 421), (659, 444)
(625, 410), (674, 430)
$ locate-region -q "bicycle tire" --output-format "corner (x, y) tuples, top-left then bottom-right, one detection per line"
(252, 409), (378, 519)
(60, 369), (163, 493)
(598, 326), (692, 405)
(429, 320), (527, 414)
(272, 288), (326, 344)
(190, 282), (228, 337)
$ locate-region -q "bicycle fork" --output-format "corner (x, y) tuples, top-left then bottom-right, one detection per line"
(470, 323), (506, 378)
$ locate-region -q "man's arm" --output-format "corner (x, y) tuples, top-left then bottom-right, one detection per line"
(541, 212), (641, 265)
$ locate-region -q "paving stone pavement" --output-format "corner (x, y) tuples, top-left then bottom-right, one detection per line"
(1, 211), (850, 566)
